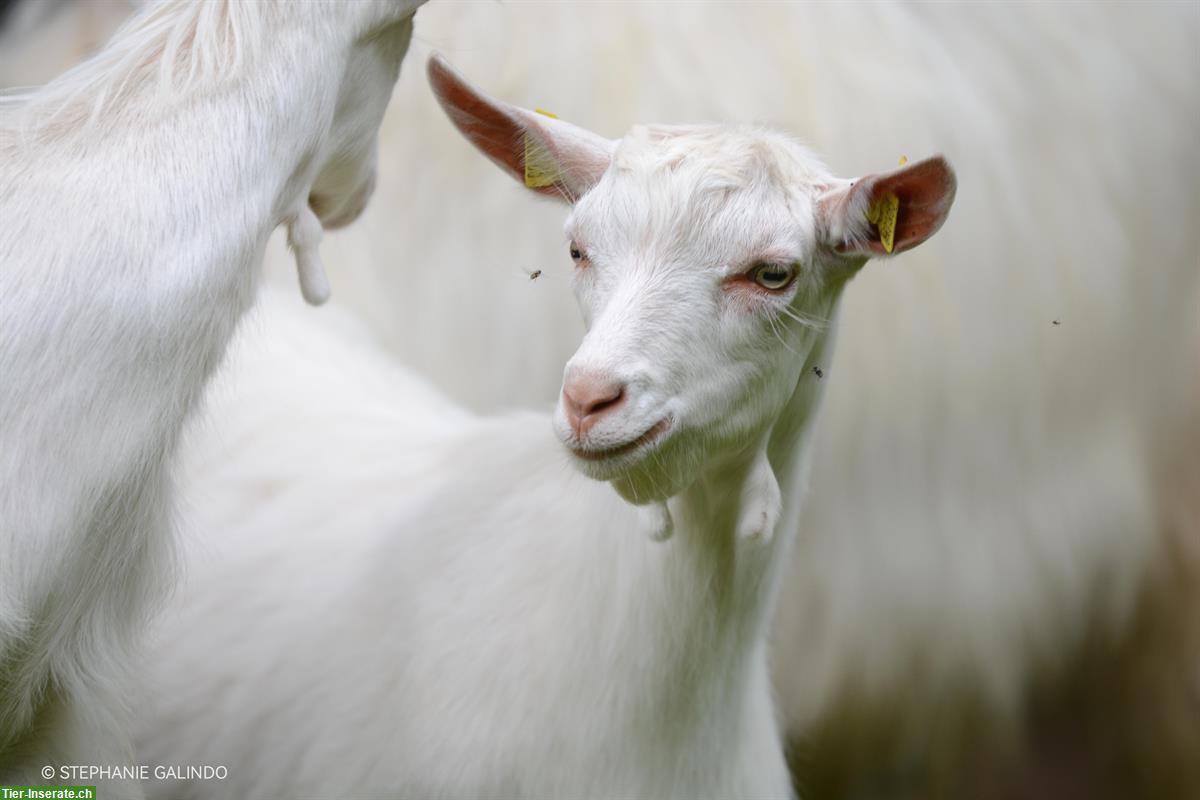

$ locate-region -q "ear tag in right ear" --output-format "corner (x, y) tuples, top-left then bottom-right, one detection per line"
(866, 191), (900, 254)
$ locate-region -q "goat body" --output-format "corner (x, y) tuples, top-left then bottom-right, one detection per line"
(0, 1), (423, 790)
(268, 5), (1198, 792)
(138, 291), (810, 799)
(135, 56), (955, 799)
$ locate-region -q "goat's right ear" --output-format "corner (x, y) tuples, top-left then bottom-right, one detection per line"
(816, 155), (957, 259)
(427, 54), (615, 203)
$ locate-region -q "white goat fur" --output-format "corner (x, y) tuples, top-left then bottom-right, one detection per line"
(0, 0), (423, 789)
(256, 2), (1195, 771)
(134, 55), (957, 797)
(17, 0), (1194, 790)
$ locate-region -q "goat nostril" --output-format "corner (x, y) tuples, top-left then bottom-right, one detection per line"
(563, 377), (626, 431)
(584, 387), (624, 417)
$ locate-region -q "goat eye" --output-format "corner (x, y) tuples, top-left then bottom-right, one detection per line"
(752, 263), (793, 291)
(569, 243), (585, 262)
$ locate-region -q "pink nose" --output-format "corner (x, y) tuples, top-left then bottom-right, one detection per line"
(562, 374), (626, 436)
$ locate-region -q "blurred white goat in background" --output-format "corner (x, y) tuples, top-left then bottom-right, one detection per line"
(0, 0), (425, 792)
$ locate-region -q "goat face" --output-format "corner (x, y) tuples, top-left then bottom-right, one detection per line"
(429, 55), (956, 505)
(553, 127), (844, 502)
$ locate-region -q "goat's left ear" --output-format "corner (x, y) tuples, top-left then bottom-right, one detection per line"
(427, 54), (615, 203)
(817, 155), (957, 258)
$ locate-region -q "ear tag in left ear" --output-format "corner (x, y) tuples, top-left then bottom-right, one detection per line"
(866, 191), (900, 254)
(524, 108), (562, 188)
(523, 137), (558, 189)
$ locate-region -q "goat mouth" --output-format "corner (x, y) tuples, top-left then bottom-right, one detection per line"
(568, 418), (672, 463)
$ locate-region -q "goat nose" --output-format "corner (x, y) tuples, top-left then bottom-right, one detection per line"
(562, 374), (626, 435)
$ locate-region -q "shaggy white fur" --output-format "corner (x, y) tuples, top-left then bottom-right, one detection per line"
(7, 1), (1196, 793)
(255, 5), (1196, 773)
(132, 57), (955, 798)
(0, 1), (424, 792)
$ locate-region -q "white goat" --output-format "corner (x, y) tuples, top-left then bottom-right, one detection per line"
(135, 55), (956, 799)
(0, 0), (424, 792)
(252, 4), (1197, 791)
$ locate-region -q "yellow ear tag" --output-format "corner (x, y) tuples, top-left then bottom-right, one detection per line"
(898, 155), (908, 166)
(865, 191), (900, 254)
(523, 137), (558, 188)
(523, 108), (561, 188)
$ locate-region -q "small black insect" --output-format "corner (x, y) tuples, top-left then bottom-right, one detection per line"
(812, 366), (824, 379)
(1052, 319), (1061, 326)
(527, 269), (542, 281)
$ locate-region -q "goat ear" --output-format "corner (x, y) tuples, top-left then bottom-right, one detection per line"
(817, 155), (957, 258)
(427, 54), (614, 203)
